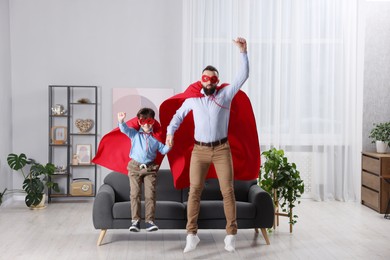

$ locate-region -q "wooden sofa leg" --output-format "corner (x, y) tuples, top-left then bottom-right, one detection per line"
(255, 228), (259, 233)
(97, 229), (107, 246)
(260, 228), (270, 245)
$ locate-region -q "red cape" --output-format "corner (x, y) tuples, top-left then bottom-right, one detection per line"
(92, 117), (165, 174)
(159, 81), (261, 189)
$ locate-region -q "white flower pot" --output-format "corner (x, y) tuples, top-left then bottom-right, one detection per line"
(375, 141), (388, 154)
(29, 194), (47, 210)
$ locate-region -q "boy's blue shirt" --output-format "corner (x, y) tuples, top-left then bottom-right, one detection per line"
(119, 122), (170, 164)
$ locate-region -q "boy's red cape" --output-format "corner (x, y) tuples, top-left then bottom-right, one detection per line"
(159, 81), (260, 189)
(92, 117), (165, 174)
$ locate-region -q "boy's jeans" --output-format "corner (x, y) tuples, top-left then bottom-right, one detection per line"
(127, 160), (158, 222)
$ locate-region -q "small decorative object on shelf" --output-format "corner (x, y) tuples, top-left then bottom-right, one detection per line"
(51, 126), (67, 144)
(70, 178), (93, 196)
(72, 154), (79, 165)
(77, 98), (91, 104)
(75, 118), (94, 133)
(76, 144), (92, 164)
(51, 104), (67, 115)
(54, 165), (67, 174)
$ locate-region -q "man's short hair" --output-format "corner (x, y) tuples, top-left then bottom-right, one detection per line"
(202, 65), (219, 75)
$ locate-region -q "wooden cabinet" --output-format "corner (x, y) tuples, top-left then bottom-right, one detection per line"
(361, 152), (390, 213)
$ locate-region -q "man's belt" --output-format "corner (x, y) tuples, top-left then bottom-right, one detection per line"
(195, 137), (228, 147)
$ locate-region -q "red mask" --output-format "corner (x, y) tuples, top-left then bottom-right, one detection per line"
(139, 118), (155, 125)
(201, 75), (219, 84)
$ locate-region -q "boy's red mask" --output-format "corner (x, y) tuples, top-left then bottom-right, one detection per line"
(139, 118), (155, 125)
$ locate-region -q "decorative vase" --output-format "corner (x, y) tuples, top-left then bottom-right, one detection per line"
(29, 194), (47, 210)
(375, 141), (388, 154)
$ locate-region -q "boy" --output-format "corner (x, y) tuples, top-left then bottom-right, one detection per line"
(118, 108), (171, 232)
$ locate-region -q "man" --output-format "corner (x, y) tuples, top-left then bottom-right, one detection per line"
(166, 37), (249, 253)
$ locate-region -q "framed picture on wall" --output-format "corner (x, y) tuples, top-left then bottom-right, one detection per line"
(76, 144), (92, 164)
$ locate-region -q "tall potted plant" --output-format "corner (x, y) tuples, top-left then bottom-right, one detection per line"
(368, 122), (390, 153)
(6, 153), (60, 208)
(259, 148), (304, 232)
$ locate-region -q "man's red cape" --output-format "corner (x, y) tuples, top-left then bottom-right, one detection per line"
(92, 117), (165, 174)
(159, 81), (260, 189)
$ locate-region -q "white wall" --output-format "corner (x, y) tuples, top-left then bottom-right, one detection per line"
(0, 0), (12, 200)
(363, 0), (390, 150)
(9, 0), (183, 189)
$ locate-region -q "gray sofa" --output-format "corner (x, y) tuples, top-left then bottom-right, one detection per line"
(93, 170), (274, 246)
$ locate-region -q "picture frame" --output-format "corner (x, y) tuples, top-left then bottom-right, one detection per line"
(51, 126), (67, 144)
(76, 144), (92, 164)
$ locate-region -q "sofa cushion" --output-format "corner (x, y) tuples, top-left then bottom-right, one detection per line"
(183, 201), (256, 220)
(104, 172), (130, 202)
(104, 170), (183, 203)
(112, 201), (186, 220)
(154, 170), (183, 202)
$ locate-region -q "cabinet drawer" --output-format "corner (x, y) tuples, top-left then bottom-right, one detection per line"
(361, 186), (379, 211)
(362, 155), (380, 175)
(362, 171), (380, 191)
(382, 159), (390, 177)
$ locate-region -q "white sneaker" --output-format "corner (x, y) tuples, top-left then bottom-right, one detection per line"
(183, 234), (200, 253)
(224, 234), (236, 252)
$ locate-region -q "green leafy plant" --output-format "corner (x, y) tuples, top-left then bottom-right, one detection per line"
(6, 153), (60, 207)
(369, 122), (390, 146)
(259, 148), (304, 228)
(0, 188), (6, 205)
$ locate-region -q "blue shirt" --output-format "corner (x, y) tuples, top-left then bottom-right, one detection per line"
(167, 52), (249, 142)
(119, 122), (171, 164)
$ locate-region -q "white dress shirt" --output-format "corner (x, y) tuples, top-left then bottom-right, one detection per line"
(167, 52), (249, 143)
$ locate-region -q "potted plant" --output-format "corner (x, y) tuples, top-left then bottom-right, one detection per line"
(259, 148), (304, 232)
(6, 153), (60, 208)
(368, 122), (390, 153)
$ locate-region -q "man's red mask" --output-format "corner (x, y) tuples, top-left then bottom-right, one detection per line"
(201, 75), (219, 84)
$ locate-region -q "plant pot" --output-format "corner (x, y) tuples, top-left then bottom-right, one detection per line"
(376, 141), (388, 154)
(29, 194), (47, 210)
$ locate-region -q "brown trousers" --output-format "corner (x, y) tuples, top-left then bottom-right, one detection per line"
(186, 142), (237, 235)
(127, 160), (158, 222)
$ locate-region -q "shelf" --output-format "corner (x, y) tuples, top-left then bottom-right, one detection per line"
(49, 194), (95, 198)
(48, 85), (98, 203)
(49, 144), (69, 147)
(50, 115), (68, 118)
(70, 133), (96, 136)
(70, 102), (97, 105)
(52, 173), (69, 176)
(70, 164), (96, 167)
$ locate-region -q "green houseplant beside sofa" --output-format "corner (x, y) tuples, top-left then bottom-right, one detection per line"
(93, 169), (274, 246)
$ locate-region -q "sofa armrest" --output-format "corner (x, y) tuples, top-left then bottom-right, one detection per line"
(92, 184), (115, 229)
(248, 184), (275, 228)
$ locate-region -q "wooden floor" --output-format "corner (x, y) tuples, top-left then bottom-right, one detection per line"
(1, 198), (390, 260)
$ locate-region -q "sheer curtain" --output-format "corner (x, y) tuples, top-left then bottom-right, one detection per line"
(182, 0), (363, 201)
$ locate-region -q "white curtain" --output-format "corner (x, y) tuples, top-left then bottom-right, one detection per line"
(182, 0), (363, 201)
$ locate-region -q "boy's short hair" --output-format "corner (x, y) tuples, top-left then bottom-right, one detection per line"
(202, 65), (219, 75)
(137, 108), (155, 119)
